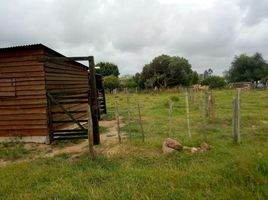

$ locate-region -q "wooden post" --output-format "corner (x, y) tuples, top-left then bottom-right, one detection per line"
(137, 101), (145, 142)
(208, 92), (211, 120)
(87, 104), (95, 158)
(210, 91), (216, 122)
(115, 100), (121, 144)
(47, 95), (54, 143)
(232, 89), (241, 144)
(185, 90), (191, 137)
(89, 58), (100, 145)
(203, 90), (209, 142)
(204, 90), (209, 118)
(127, 93), (131, 141)
(168, 100), (173, 137)
(192, 88), (196, 104)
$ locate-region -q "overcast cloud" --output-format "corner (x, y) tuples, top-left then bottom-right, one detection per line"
(1, 0), (268, 75)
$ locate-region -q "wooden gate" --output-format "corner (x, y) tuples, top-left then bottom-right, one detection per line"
(43, 56), (100, 144)
(47, 91), (89, 140)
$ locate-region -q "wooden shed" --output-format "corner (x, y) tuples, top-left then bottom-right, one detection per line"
(0, 44), (100, 144)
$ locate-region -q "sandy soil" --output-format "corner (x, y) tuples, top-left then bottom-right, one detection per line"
(0, 119), (127, 167)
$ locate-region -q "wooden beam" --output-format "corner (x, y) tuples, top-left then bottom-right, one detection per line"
(47, 92), (85, 130)
(39, 56), (94, 62)
(89, 58), (100, 145)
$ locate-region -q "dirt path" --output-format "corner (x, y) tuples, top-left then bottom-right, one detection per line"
(99, 118), (127, 143)
(0, 119), (126, 167)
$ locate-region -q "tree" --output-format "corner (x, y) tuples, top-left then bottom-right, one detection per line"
(120, 75), (137, 88)
(204, 68), (213, 79)
(189, 71), (199, 85)
(261, 74), (268, 89)
(133, 73), (144, 89)
(201, 76), (226, 89)
(103, 75), (120, 92)
(140, 54), (195, 88)
(226, 53), (268, 82)
(96, 62), (120, 77)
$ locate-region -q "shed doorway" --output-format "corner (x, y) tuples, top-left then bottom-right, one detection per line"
(42, 56), (100, 145)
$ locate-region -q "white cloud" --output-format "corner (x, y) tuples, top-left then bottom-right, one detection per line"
(1, 0), (268, 75)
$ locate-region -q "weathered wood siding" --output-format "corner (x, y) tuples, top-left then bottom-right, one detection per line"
(0, 48), (48, 137)
(43, 51), (89, 131)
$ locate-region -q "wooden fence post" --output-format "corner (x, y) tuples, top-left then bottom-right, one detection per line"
(203, 90), (209, 142)
(87, 104), (95, 158)
(168, 100), (173, 137)
(127, 93), (132, 141)
(192, 88), (196, 104)
(185, 90), (191, 137)
(232, 89), (241, 144)
(209, 91), (216, 122)
(137, 101), (145, 142)
(115, 100), (122, 144)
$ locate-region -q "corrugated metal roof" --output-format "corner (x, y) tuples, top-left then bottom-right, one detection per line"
(0, 43), (64, 57)
(0, 43), (89, 69)
(0, 43), (43, 50)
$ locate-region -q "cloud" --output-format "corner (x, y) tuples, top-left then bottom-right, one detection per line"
(1, 0), (268, 75)
(238, 0), (268, 26)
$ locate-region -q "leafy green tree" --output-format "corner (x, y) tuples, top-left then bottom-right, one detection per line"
(201, 76), (226, 89)
(261, 75), (268, 89)
(96, 62), (120, 77)
(120, 75), (137, 88)
(103, 75), (120, 92)
(227, 53), (268, 82)
(133, 73), (144, 89)
(204, 68), (213, 79)
(189, 71), (199, 85)
(140, 54), (195, 88)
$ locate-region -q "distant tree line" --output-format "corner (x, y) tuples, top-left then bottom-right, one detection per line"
(225, 53), (268, 85)
(96, 52), (268, 91)
(137, 54), (199, 88)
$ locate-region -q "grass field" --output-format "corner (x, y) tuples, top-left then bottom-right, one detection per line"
(0, 89), (268, 200)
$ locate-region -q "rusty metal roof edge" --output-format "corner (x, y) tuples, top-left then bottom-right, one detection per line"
(0, 43), (90, 69)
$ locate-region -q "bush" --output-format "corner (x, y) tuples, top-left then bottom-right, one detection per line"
(103, 75), (120, 91)
(170, 96), (179, 102)
(201, 76), (226, 89)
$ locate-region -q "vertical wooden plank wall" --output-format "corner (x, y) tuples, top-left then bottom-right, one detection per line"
(43, 51), (89, 131)
(0, 48), (48, 139)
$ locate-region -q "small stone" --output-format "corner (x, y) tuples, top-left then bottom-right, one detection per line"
(191, 147), (200, 153)
(164, 138), (183, 151)
(200, 142), (210, 151)
(162, 142), (176, 154)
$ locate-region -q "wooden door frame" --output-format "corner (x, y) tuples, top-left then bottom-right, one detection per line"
(41, 56), (100, 144)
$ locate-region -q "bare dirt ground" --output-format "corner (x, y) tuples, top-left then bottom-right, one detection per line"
(0, 119), (127, 167)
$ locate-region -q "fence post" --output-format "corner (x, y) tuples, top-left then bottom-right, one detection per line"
(232, 89), (241, 144)
(210, 91), (216, 122)
(127, 92), (132, 141)
(115, 100), (122, 144)
(168, 100), (173, 137)
(185, 90), (191, 137)
(87, 104), (95, 158)
(208, 91), (216, 122)
(137, 101), (145, 142)
(203, 90), (209, 142)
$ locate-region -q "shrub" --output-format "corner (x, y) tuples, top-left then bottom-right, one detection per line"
(103, 75), (120, 91)
(170, 96), (179, 102)
(201, 76), (226, 89)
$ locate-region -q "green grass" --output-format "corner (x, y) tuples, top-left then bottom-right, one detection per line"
(0, 142), (31, 161)
(0, 89), (268, 200)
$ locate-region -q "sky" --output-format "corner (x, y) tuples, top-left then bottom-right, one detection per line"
(1, 0), (268, 76)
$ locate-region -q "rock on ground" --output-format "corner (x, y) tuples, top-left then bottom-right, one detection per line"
(162, 138), (183, 154)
